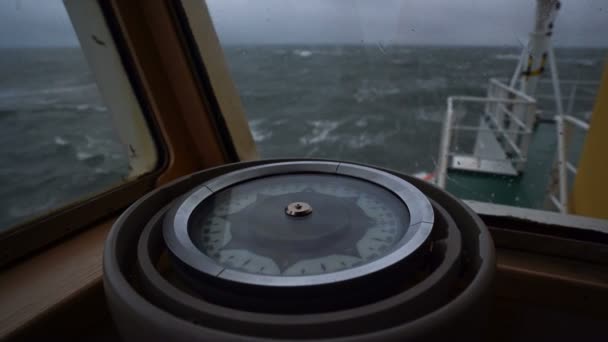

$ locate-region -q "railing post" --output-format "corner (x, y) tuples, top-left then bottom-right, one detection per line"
(555, 115), (568, 212)
(516, 101), (537, 171)
(436, 98), (454, 188)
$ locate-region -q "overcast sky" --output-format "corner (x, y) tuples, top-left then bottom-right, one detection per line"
(0, 0), (606, 47)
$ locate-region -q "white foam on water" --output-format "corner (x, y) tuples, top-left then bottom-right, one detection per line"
(353, 85), (400, 103)
(299, 120), (341, 145)
(414, 108), (446, 123)
(76, 151), (93, 161)
(0, 83), (97, 100)
(345, 132), (385, 149)
(93, 105), (108, 112)
(293, 49), (312, 58)
(355, 118), (368, 128)
(248, 119), (273, 142)
(54, 136), (69, 146)
(494, 54), (520, 61)
(562, 58), (596, 67)
(252, 130), (273, 142)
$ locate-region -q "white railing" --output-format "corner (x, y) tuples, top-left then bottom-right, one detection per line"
(549, 114), (590, 213)
(534, 79), (599, 119)
(436, 79), (536, 188)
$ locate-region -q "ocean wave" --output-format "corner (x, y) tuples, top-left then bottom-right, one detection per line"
(252, 130), (273, 142)
(355, 118), (368, 128)
(391, 58), (411, 65)
(76, 151), (106, 167)
(299, 120), (341, 145)
(49, 103), (108, 113)
(494, 54), (520, 61)
(54, 136), (69, 146)
(415, 108), (445, 123)
(248, 119), (273, 142)
(293, 49), (312, 58)
(346, 132), (385, 149)
(94, 167), (110, 174)
(415, 77), (447, 91)
(323, 49), (344, 56)
(76, 151), (94, 161)
(562, 58), (596, 67)
(353, 85), (400, 103)
(0, 83), (97, 100)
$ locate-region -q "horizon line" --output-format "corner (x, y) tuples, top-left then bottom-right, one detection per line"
(1, 42), (607, 49)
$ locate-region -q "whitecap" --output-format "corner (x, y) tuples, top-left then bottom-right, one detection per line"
(252, 130), (273, 143)
(76, 151), (94, 160)
(54, 136), (69, 146)
(577, 59), (596, 67)
(355, 118), (368, 128)
(293, 49), (312, 58)
(248, 119), (273, 143)
(346, 133), (385, 149)
(93, 105), (108, 112)
(299, 120), (341, 145)
(561, 58), (596, 67)
(0, 83), (96, 100)
(494, 54), (520, 61)
(76, 104), (91, 111)
(353, 86), (400, 103)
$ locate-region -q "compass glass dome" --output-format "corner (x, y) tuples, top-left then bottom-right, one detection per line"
(163, 162), (434, 288)
(188, 174), (410, 276)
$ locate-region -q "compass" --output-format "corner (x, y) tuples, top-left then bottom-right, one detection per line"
(104, 159), (495, 341)
(163, 162), (434, 299)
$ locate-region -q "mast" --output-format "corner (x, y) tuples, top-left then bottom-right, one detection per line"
(518, 0), (562, 97)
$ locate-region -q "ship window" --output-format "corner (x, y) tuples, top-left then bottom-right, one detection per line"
(0, 1), (159, 254)
(187, 1), (607, 220)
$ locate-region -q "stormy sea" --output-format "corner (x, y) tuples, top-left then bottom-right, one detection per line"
(0, 45), (604, 229)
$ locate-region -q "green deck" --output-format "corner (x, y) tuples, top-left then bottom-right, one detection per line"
(445, 122), (557, 210)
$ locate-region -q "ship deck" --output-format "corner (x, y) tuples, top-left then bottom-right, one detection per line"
(445, 122), (557, 210)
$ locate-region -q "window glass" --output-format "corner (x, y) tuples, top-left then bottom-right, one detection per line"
(205, 0), (608, 218)
(0, 1), (155, 230)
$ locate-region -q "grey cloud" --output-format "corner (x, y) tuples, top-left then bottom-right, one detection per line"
(0, 0), (606, 47)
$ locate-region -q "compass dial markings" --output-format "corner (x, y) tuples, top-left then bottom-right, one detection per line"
(191, 174), (409, 276)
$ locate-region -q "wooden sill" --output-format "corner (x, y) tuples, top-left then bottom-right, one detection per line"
(1, 219), (607, 339)
(0, 218), (114, 340)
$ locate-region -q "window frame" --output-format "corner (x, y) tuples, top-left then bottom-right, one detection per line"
(1, 0), (255, 336)
(172, 0), (258, 162)
(0, 0), (167, 267)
